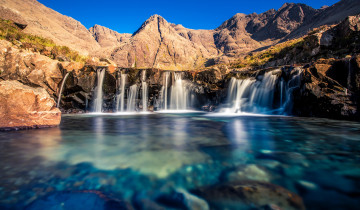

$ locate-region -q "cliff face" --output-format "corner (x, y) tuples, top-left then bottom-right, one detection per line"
(0, 0), (100, 55)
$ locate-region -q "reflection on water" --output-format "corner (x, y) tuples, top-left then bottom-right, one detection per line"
(0, 114), (360, 209)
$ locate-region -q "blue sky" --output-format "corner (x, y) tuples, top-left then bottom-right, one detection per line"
(38, 0), (339, 34)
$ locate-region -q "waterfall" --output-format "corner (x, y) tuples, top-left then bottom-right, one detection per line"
(222, 70), (280, 114)
(57, 72), (70, 108)
(127, 84), (138, 112)
(280, 79), (284, 107)
(141, 70), (148, 112)
(226, 78), (255, 113)
(116, 73), (127, 112)
(248, 71), (278, 112)
(281, 69), (302, 113)
(160, 72), (170, 110)
(346, 58), (352, 94)
(170, 72), (190, 110)
(93, 68), (106, 113)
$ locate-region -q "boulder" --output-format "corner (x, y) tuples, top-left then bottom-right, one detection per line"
(0, 80), (61, 130)
(191, 181), (305, 210)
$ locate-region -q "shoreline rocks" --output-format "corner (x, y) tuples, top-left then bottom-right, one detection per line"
(0, 80), (61, 130)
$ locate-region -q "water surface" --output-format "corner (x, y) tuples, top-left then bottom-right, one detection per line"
(0, 113), (360, 209)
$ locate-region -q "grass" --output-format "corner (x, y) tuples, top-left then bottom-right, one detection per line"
(0, 19), (87, 63)
(230, 38), (305, 68)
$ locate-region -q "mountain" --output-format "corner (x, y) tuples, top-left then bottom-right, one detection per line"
(109, 15), (220, 70)
(0, 0), (359, 69)
(89, 25), (131, 48)
(98, 0), (359, 69)
(0, 0), (100, 55)
(286, 0), (360, 40)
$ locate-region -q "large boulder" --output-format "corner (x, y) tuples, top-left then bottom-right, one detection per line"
(0, 80), (61, 130)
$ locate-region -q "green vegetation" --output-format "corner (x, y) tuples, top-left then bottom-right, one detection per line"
(231, 38), (305, 68)
(0, 19), (87, 63)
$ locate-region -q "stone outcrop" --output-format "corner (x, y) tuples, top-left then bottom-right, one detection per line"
(292, 56), (359, 120)
(0, 40), (63, 96)
(0, 80), (61, 130)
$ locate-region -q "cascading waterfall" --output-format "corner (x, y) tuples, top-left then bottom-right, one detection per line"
(222, 69), (298, 114)
(127, 84), (138, 112)
(160, 72), (170, 110)
(170, 72), (190, 110)
(346, 58), (352, 95)
(57, 72), (70, 108)
(116, 73), (127, 112)
(281, 69), (302, 113)
(141, 70), (148, 112)
(280, 79), (284, 107)
(93, 68), (106, 113)
(248, 71), (278, 112)
(225, 78), (255, 113)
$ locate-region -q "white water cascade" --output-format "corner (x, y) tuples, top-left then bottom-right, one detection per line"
(93, 68), (106, 113)
(223, 71), (280, 114)
(57, 72), (70, 108)
(127, 84), (138, 112)
(116, 73), (127, 112)
(281, 69), (302, 113)
(160, 72), (170, 110)
(141, 70), (148, 112)
(223, 68), (302, 115)
(170, 72), (191, 110)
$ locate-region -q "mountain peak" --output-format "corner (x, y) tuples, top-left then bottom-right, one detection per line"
(148, 14), (165, 20)
(133, 14), (170, 36)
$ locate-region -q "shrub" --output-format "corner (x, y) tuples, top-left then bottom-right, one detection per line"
(0, 18), (87, 63)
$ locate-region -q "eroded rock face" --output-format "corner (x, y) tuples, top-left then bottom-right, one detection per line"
(292, 58), (359, 120)
(0, 40), (63, 96)
(0, 80), (61, 130)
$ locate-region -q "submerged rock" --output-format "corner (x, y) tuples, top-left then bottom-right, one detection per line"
(156, 189), (209, 210)
(225, 164), (271, 182)
(0, 80), (61, 130)
(191, 181), (305, 210)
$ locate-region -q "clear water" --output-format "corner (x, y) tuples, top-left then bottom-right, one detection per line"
(1, 114), (360, 209)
